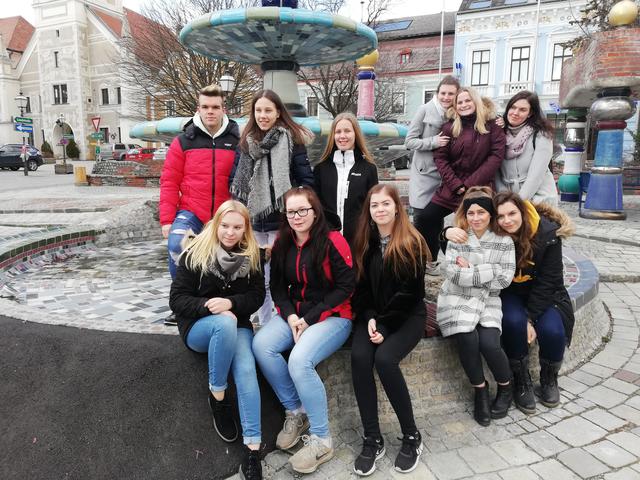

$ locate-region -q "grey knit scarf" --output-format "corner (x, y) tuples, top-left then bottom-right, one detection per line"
(230, 127), (293, 221)
(211, 246), (250, 282)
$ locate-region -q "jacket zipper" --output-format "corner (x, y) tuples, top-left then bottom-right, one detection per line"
(210, 138), (216, 217)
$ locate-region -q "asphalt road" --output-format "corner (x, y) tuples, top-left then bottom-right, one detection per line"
(0, 315), (283, 480)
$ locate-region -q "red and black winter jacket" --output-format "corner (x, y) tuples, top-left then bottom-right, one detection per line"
(159, 118), (240, 226)
(271, 231), (355, 325)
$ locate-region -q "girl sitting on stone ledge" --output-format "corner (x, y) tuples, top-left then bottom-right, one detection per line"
(437, 186), (516, 427)
(350, 184), (430, 475)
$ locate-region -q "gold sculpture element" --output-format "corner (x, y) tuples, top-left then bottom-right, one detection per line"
(608, 0), (639, 26)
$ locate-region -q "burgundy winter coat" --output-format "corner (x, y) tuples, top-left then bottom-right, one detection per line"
(432, 115), (506, 211)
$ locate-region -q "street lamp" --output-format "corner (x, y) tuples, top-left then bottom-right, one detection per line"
(56, 114), (68, 168)
(14, 91), (29, 176)
(219, 70), (236, 112)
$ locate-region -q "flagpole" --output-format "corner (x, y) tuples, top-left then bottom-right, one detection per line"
(438, 0), (445, 77)
(530, 0), (542, 93)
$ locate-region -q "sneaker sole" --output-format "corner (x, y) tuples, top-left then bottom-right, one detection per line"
(394, 443), (423, 473)
(276, 422), (310, 450)
(291, 449), (334, 474)
(353, 447), (386, 476)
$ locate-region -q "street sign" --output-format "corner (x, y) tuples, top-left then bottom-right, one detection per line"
(14, 123), (33, 133)
(95, 146), (101, 154)
(14, 116), (33, 124)
(63, 134), (75, 139)
(90, 132), (104, 140)
(91, 116), (101, 132)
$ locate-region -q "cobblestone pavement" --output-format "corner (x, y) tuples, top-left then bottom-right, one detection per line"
(2, 166), (640, 478)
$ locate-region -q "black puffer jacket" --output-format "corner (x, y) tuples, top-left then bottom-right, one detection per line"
(352, 232), (426, 337)
(502, 203), (575, 344)
(169, 256), (265, 347)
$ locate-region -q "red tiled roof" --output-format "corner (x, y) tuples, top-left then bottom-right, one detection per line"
(91, 8), (123, 37)
(0, 16), (35, 52)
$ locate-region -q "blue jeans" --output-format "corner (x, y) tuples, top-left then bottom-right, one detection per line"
(187, 314), (261, 445)
(501, 292), (566, 362)
(167, 210), (203, 279)
(252, 315), (352, 438)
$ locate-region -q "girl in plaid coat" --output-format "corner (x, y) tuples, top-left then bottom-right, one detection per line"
(437, 186), (516, 426)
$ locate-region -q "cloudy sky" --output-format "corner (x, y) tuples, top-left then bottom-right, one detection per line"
(4, 0), (463, 24)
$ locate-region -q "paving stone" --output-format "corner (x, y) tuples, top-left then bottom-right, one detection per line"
(564, 402), (586, 415)
(497, 466), (540, 480)
(530, 459), (580, 480)
(610, 404), (640, 425)
(425, 451), (473, 480)
(602, 377), (639, 395)
(458, 444), (509, 474)
(604, 467), (640, 480)
(568, 370), (601, 387)
(517, 420), (539, 433)
(580, 385), (628, 409)
(557, 447), (610, 478)
(581, 408), (628, 431)
(591, 351), (631, 370)
(491, 438), (542, 466)
(547, 417), (607, 447)
(388, 460), (435, 479)
(584, 440), (637, 468)
(608, 432), (640, 456)
(520, 431), (569, 457)
(558, 376), (589, 395)
(627, 395), (640, 410)
(529, 416), (551, 429)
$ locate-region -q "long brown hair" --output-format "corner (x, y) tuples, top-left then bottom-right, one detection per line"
(318, 112), (374, 164)
(493, 191), (535, 270)
(352, 184), (429, 280)
(239, 89), (313, 151)
(503, 90), (554, 138)
(453, 186), (496, 232)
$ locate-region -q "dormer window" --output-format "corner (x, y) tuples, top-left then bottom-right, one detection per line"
(400, 48), (412, 64)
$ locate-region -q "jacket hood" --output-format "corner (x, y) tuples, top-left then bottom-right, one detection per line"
(184, 115), (239, 141)
(533, 202), (575, 239)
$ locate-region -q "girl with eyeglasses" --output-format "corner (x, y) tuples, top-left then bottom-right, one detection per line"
(230, 89), (315, 325)
(169, 200), (265, 479)
(314, 112), (378, 245)
(350, 184), (430, 475)
(252, 186), (355, 474)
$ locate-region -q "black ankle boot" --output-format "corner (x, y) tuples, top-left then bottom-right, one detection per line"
(208, 392), (239, 443)
(510, 356), (536, 414)
(537, 358), (562, 407)
(473, 385), (491, 426)
(490, 383), (513, 419)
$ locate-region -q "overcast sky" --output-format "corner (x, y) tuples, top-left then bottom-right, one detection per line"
(4, 0), (463, 24)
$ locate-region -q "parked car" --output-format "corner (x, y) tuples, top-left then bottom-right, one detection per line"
(125, 147), (156, 161)
(0, 144), (43, 171)
(152, 146), (169, 161)
(102, 143), (142, 161)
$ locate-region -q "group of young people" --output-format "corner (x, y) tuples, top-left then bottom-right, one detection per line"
(158, 78), (574, 479)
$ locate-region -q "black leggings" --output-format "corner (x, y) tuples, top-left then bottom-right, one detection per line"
(413, 202), (453, 261)
(351, 307), (425, 437)
(455, 326), (511, 386)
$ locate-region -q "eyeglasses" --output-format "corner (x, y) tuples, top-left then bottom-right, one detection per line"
(285, 207), (313, 219)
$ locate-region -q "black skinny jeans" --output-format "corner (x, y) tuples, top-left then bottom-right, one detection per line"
(455, 325), (511, 386)
(414, 202), (453, 261)
(351, 308), (424, 437)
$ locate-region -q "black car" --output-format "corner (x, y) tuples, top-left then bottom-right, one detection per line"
(0, 144), (44, 171)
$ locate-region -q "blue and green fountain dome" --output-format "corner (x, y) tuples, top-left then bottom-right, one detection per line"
(129, 1), (408, 166)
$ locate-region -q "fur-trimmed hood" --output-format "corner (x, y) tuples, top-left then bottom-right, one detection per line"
(533, 202), (575, 239)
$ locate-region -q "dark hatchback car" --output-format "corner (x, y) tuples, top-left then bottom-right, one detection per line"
(0, 144), (44, 171)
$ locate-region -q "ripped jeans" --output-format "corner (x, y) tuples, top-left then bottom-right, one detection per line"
(167, 209), (203, 279)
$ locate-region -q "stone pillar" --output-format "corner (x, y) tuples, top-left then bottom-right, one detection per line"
(581, 87), (637, 220)
(355, 50), (379, 122)
(557, 109), (587, 202)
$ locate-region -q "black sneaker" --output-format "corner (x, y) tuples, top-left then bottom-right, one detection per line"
(353, 435), (385, 476)
(394, 431), (423, 473)
(163, 312), (177, 326)
(239, 445), (262, 480)
(208, 393), (238, 443)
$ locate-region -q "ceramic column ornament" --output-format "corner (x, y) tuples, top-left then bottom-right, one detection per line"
(558, 109), (587, 202)
(582, 87), (636, 219)
(356, 50), (379, 122)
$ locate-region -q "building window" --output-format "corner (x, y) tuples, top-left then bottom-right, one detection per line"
(54, 51), (59, 68)
(25, 97), (31, 113)
(551, 44), (572, 81)
(53, 84), (68, 104)
(400, 53), (411, 64)
(165, 100), (176, 116)
(100, 127), (109, 142)
(56, 29), (60, 37)
(116, 87), (122, 104)
(424, 90), (435, 104)
(101, 88), (109, 105)
(471, 50), (490, 86)
(307, 96), (318, 116)
(509, 46), (530, 83)
(391, 92), (405, 115)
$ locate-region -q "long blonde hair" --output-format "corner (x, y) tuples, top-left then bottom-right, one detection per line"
(181, 200), (261, 274)
(448, 87), (490, 137)
(318, 112), (375, 164)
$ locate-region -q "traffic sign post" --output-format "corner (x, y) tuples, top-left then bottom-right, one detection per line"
(90, 132), (104, 140)
(14, 123), (34, 133)
(14, 116), (33, 124)
(91, 116), (101, 132)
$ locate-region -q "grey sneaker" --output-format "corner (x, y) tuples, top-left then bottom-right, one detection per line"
(425, 261), (441, 276)
(289, 434), (334, 474)
(276, 411), (309, 450)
